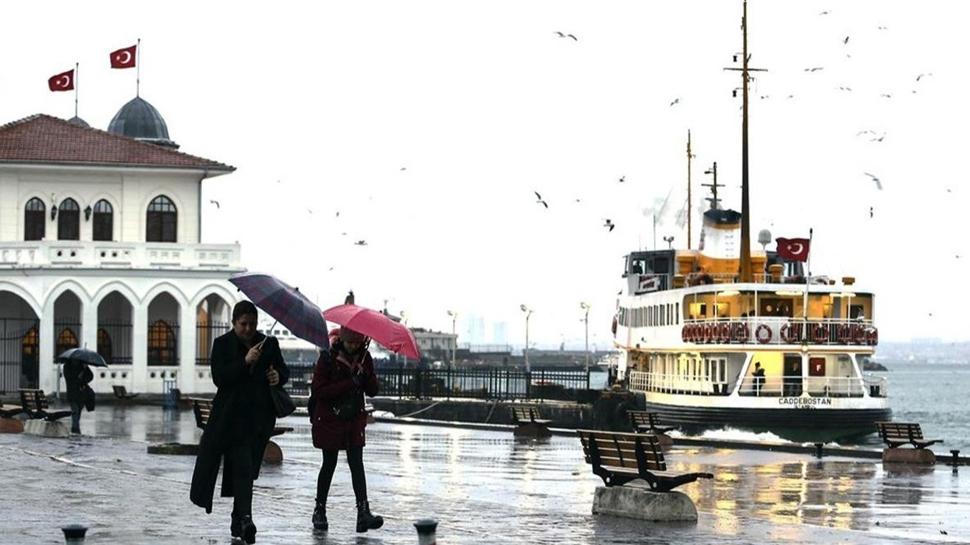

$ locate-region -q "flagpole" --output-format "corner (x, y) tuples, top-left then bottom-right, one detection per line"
(74, 62), (79, 118)
(136, 38), (141, 97)
(803, 227), (812, 338)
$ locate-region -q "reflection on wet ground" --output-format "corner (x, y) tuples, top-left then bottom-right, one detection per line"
(0, 406), (966, 544)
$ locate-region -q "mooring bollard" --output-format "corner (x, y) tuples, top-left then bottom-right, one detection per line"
(814, 442), (824, 459)
(414, 518), (438, 545)
(951, 450), (960, 466)
(62, 524), (87, 543)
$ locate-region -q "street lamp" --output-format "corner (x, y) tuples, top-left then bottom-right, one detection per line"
(446, 310), (457, 369)
(400, 310), (408, 367)
(520, 304), (532, 372)
(663, 235), (675, 250)
(580, 302), (590, 372)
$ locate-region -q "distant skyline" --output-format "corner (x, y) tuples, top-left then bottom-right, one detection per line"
(1, 1), (967, 344)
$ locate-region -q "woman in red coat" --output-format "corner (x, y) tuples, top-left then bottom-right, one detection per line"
(310, 327), (383, 533)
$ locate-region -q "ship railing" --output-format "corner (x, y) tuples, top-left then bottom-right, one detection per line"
(686, 272), (769, 286)
(627, 370), (733, 396)
(681, 317), (877, 346)
(737, 375), (867, 397)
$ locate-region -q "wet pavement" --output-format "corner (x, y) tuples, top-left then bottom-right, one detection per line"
(1, 405), (967, 544)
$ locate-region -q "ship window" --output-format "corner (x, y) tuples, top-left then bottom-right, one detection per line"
(649, 306), (653, 327)
(676, 303), (680, 324)
(661, 306), (666, 327)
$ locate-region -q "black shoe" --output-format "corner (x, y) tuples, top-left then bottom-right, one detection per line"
(230, 511), (241, 538)
(239, 515), (257, 544)
(312, 501), (328, 531)
(356, 500), (384, 533)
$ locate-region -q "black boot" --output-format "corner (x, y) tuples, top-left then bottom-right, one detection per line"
(356, 500), (384, 533)
(239, 515), (257, 544)
(230, 510), (241, 538)
(312, 500), (328, 531)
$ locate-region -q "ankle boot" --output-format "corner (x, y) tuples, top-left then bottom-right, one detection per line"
(356, 500), (384, 533)
(239, 515), (257, 544)
(312, 500), (328, 530)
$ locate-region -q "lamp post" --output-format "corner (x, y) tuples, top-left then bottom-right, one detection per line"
(400, 310), (408, 367)
(446, 310), (457, 369)
(520, 304), (532, 372)
(580, 302), (590, 373)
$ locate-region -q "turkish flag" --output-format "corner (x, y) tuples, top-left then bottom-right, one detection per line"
(110, 45), (137, 68)
(48, 69), (74, 92)
(776, 237), (810, 262)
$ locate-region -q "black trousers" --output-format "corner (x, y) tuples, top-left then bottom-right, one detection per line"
(227, 441), (255, 517)
(317, 447), (367, 505)
(69, 400), (83, 433)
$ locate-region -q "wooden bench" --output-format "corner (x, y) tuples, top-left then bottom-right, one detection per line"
(876, 422), (942, 449)
(19, 389), (71, 421)
(190, 398), (293, 463)
(627, 410), (675, 434)
(112, 385), (139, 401)
(577, 429), (713, 492)
(0, 402), (25, 418)
(510, 404), (552, 437)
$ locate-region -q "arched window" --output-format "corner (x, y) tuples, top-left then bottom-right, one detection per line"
(56, 327), (79, 356)
(58, 198), (80, 240)
(93, 200), (113, 241)
(97, 328), (113, 364)
(24, 198), (46, 241)
(146, 195), (177, 242)
(148, 319), (177, 366)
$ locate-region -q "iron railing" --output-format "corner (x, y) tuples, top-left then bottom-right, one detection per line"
(195, 322), (231, 366)
(98, 321), (133, 365)
(0, 318), (39, 392)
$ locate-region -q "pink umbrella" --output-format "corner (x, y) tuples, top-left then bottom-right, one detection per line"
(323, 304), (421, 360)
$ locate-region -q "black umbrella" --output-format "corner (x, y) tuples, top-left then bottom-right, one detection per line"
(55, 348), (108, 367)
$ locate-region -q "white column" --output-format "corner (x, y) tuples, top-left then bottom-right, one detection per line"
(81, 300), (97, 351)
(179, 303), (197, 394)
(132, 304), (148, 393)
(38, 310), (55, 394)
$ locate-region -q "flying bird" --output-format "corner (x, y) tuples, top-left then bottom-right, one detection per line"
(819, 10), (830, 15)
(554, 31), (565, 37)
(838, 86), (853, 92)
(354, 240), (368, 246)
(869, 206), (874, 218)
(603, 219), (615, 232)
(843, 36), (850, 45)
(618, 175), (625, 183)
(669, 98), (680, 106)
(307, 208), (313, 215)
(880, 93), (892, 98)
(804, 67), (824, 72)
(877, 25), (888, 30)
(856, 130), (876, 136)
(209, 200), (220, 209)
(863, 172), (883, 190)
(534, 191), (549, 208)
(335, 211), (340, 217)
(916, 72), (933, 82)
(400, 167), (407, 171)
(870, 134), (885, 142)
(567, 34), (578, 41)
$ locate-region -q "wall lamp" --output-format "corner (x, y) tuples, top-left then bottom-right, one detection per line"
(84, 205), (92, 221)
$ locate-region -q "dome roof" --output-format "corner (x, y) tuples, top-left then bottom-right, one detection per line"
(67, 116), (89, 128)
(107, 97), (178, 149)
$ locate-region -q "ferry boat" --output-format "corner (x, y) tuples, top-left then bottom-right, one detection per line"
(612, 1), (890, 440)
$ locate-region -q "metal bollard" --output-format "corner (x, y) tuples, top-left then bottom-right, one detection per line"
(62, 524), (87, 544)
(814, 442), (824, 459)
(951, 450), (961, 466)
(414, 519), (438, 545)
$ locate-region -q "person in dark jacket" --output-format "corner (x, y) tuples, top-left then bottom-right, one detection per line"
(310, 327), (383, 533)
(63, 359), (93, 434)
(190, 301), (289, 544)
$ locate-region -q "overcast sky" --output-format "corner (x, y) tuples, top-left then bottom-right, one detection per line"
(2, 1), (966, 347)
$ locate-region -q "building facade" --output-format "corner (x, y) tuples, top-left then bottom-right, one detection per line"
(0, 104), (243, 396)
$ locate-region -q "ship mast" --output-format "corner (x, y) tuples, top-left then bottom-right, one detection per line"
(686, 130), (694, 249)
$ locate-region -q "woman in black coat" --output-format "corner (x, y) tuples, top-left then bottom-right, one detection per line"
(190, 301), (289, 544)
(63, 359), (93, 434)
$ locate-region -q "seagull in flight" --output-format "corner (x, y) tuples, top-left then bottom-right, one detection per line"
(843, 36), (850, 45)
(354, 240), (368, 246)
(554, 31), (565, 37)
(603, 219), (615, 232)
(864, 172), (883, 190)
(869, 206), (874, 218)
(209, 200), (220, 209)
(880, 93), (892, 98)
(669, 98), (680, 107)
(804, 67), (824, 72)
(819, 10), (830, 15)
(618, 175), (625, 183)
(534, 191), (549, 208)
(567, 33), (578, 41)
(916, 72), (933, 82)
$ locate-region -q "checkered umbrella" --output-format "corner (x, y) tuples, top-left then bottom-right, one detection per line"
(228, 272), (330, 349)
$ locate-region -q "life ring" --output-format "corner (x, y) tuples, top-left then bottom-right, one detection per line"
(681, 325), (690, 343)
(690, 324), (700, 343)
(733, 322), (751, 343)
(812, 323), (829, 343)
(851, 324), (866, 344)
(780, 323), (795, 343)
(717, 323), (731, 343)
(704, 323), (715, 344)
(755, 324), (772, 344)
(836, 324), (850, 344)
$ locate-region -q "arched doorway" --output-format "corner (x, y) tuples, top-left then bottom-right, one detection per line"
(147, 292), (180, 366)
(98, 291), (134, 365)
(0, 291), (40, 390)
(196, 294), (231, 366)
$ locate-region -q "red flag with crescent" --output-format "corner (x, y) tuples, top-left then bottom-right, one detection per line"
(47, 69), (74, 92)
(110, 45), (137, 69)
(775, 237), (810, 262)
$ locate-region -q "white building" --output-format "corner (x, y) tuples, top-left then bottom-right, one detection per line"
(0, 100), (243, 396)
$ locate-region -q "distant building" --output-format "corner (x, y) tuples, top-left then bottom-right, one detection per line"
(411, 327), (457, 364)
(0, 104), (240, 396)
